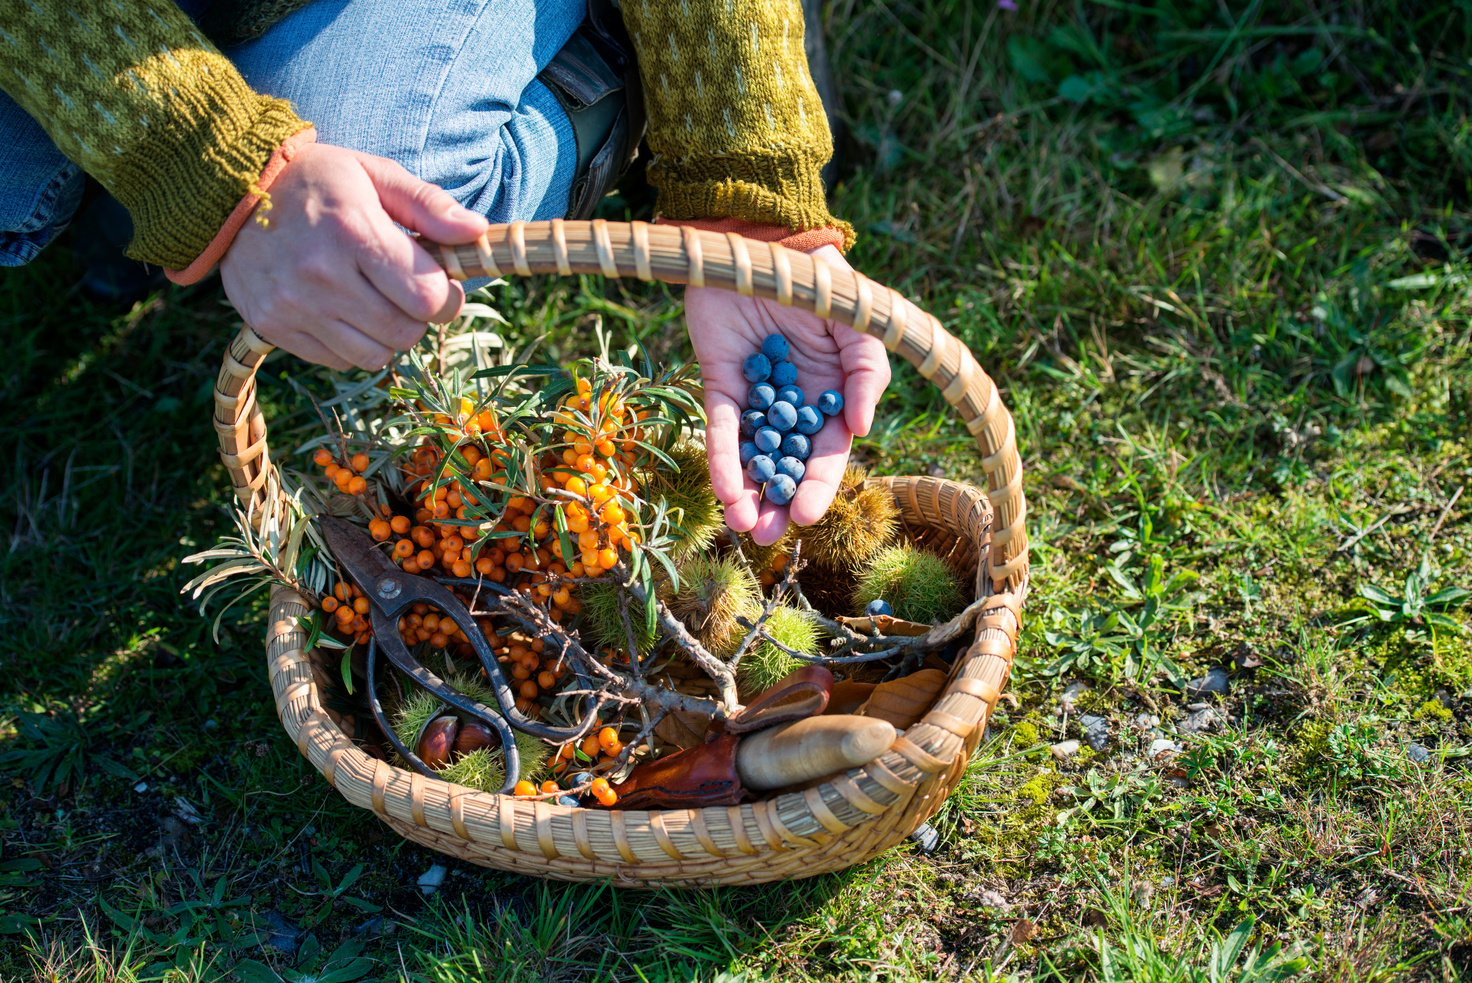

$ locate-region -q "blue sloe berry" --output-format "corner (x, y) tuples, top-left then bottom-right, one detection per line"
(761, 334), (789, 361)
(740, 409), (766, 436)
(776, 384), (803, 406)
(742, 353), (772, 383)
(746, 454), (777, 484)
(780, 432), (810, 459)
(794, 405), (824, 435)
(557, 795), (581, 808)
(776, 456), (806, 482)
(766, 400), (798, 432)
(866, 598), (893, 617)
(739, 441), (760, 465)
(747, 383), (776, 411)
(753, 427), (782, 454)
(770, 360), (798, 387)
(817, 389), (844, 416)
(765, 473), (797, 505)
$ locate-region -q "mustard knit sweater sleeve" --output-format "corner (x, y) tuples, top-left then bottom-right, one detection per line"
(619, 0), (853, 248)
(0, 0), (310, 270)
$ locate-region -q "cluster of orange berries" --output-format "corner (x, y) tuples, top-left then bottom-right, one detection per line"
(757, 550), (791, 589)
(508, 723), (626, 805)
(493, 630), (569, 717)
(510, 775), (618, 807)
(313, 447), (371, 495)
(319, 580), (374, 646)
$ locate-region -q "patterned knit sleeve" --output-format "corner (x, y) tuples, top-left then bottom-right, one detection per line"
(0, 0), (311, 270)
(620, 0), (854, 250)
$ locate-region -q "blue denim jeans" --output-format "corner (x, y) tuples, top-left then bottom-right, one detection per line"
(0, 0), (582, 266)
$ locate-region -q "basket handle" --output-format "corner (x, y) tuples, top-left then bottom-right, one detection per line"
(213, 219), (1027, 593)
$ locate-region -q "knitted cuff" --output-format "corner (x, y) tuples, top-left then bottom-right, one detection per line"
(113, 64), (313, 270)
(166, 128), (317, 285)
(659, 217), (849, 255)
(649, 152), (856, 253)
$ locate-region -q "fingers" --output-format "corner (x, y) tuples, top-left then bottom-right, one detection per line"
(356, 206), (467, 329)
(357, 152), (488, 243)
(836, 324), (891, 438)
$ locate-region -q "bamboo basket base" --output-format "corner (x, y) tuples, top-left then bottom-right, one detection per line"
(268, 475), (1004, 886)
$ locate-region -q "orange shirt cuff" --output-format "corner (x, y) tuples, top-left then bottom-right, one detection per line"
(655, 217), (848, 255)
(165, 127), (318, 286)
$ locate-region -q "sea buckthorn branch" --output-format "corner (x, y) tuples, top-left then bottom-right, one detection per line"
(493, 587), (724, 721)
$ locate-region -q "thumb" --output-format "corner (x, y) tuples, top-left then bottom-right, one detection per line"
(356, 153), (488, 243)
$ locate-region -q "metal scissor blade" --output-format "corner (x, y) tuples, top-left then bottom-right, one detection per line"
(318, 514), (400, 591)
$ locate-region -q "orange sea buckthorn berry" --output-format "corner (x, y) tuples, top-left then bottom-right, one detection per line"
(537, 670), (557, 690)
(334, 582), (352, 602)
(334, 605), (355, 626)
(312, 447), (334, 467)
(541, 780), (560, 795)
(393, 539), (415, 559)
(416, 549), (435, 570)
(390, 514), (411, 535)
(597, 727), (620, 753)
(368, 518), (391, 541)
(332, 468), (354, 491)
(518, 680), (539, 700)
(595, 786), (617, 807)
(580, 734), (601, 757)
(590, 776), (611, 797)
(597, 547), (618, 570)
(320, 596), (339, 613)
(350, 452), (370, 473)
(512, 780), (536, 797)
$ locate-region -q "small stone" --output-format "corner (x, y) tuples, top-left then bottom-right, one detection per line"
(1186, 667), (1230, 698)
(975, 889), (1009, 908)
(771, 360), (798, 387)
(1149, 738), (1182, 759)
(1178, 707), (1220, 735)
(742, 353), (772, 382)
(259, 910), (303, 954)
(1079, 714), (1109, 750)
(1060, 680), (1090, 707)
(1050, 739), (1080, 759)
(1406, 742), (1431, 764)
(761, 334), (789, 361)
(909, 822), (940, 854)
(417, 863), (448, 895)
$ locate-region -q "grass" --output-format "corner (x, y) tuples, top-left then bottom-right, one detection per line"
(2, 0), (1471, 979)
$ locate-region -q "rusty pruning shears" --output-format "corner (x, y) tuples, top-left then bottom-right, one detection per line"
(318, 515), (599, 793)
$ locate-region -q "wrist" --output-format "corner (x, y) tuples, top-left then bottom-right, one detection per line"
(165, 128), (318, 286)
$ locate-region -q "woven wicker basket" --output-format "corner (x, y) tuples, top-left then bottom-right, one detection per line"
(212, 220), (1028, 886)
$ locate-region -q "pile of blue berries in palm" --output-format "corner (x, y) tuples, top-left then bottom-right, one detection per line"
(740, 334), (845, 506)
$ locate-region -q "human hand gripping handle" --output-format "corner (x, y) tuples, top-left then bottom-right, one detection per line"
(685, 245), (892, 546)
(219, 143), (490, 371)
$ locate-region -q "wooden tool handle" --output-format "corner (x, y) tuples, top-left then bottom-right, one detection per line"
(735, 715), (897, 792)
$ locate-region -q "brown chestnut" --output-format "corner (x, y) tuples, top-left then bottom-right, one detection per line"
(416, 714), (459, 770)
(454, 719), (499, 756)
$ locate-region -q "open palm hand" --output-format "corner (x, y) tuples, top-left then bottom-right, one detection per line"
(685, 245), (891, 545)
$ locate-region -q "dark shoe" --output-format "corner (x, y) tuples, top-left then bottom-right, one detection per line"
(71, 193), (165, 305)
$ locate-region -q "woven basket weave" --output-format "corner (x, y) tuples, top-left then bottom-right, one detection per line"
(213, 220), (1028, 886)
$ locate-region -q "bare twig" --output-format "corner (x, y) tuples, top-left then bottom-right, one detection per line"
(616, 562), (740, 710)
